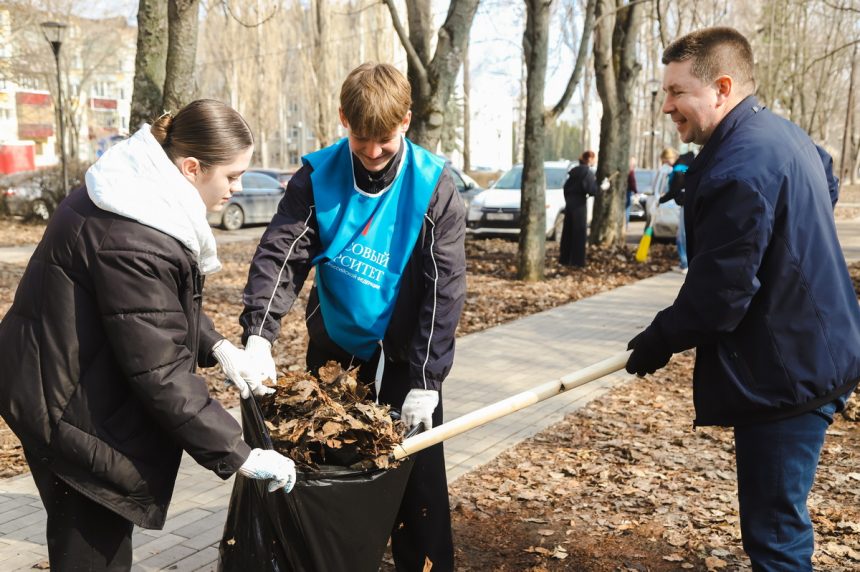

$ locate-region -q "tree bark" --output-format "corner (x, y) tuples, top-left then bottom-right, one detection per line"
(517, 0), (596, 281)
(384, 0), (480, 150)
(163, 0), (199, 112)
(590, 0), (643, 248)
(463, 42), (471, 172)
(517, 0), (553, 282)
(840, 44), (858, 183)
(131, 0), (167, 129)
(311, 0), (334, 147)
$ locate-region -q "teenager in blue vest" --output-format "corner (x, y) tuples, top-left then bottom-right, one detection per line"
(240, 63), (466, 570)
(626, 28), (856, 570)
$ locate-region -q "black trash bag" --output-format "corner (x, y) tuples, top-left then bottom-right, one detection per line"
(218, 396), (414, 572)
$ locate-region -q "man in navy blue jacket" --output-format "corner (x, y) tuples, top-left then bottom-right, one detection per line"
(626, 27), (859, 570)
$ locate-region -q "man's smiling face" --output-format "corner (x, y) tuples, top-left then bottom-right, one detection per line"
(662, 59), (723, 146)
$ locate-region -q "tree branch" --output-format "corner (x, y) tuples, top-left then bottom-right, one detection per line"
(802, 38), (860, 74)
(222, 1), (280, 28)
(549, 0), (597, 120)
(820, 0), (860, 13)
(382, 0), (429, 93)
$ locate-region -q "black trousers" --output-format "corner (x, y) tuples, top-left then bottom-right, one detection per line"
(307, 341), (455, 572)
(25, 452), (133, 572)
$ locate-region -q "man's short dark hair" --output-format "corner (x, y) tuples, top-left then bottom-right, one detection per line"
(662, 27), (755, 94)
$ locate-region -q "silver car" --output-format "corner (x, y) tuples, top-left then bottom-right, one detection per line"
(207, 172), (285, 230)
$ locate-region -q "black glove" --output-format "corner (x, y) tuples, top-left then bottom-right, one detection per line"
(626, 323), (673, 376)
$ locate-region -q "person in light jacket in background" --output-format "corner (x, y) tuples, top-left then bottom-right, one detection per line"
(240, 63), (466, 571)
(0, 99), (296, 571)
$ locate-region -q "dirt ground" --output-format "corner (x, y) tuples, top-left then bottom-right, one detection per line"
(1, 211), (859, 570)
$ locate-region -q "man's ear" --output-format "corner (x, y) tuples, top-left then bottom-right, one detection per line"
(176, 157), (201, 182)
(714, 75), (733, 106)
(338, 108), (349, 130)
(400, 110), (412, 134)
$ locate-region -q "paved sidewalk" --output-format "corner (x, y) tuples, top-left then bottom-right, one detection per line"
(0, 217), (858, 571)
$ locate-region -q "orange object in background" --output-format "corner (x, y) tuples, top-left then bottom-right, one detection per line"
(0, 143), (36, 175)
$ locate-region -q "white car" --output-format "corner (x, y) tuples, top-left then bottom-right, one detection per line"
(466, 161), (593, 240)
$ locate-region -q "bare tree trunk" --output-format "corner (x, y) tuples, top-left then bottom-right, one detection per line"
(516, 0), (596, 281)
(311, 0), (334, 147)
(590, 0), (643, 248)
(131, 0), (167, 129)
(518, 0), (553, 282)
(384, 0), (480, 150)
(463, 41), (471, 172)
(840, 44), (858, 184)
(163, 0), (199, 111)
(582, 54), (592, 150)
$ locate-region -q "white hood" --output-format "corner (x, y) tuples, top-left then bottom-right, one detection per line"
(85, 124), (221, 274)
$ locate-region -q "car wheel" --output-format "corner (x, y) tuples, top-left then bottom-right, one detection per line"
(550, 212), (564, 241)
(30, 199), (51, 221)
(221, 204), (244, 230)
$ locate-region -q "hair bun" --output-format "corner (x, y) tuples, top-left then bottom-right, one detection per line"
(150, 111), (174, 145)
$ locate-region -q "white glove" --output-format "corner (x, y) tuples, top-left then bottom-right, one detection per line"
(245, 335), (278, 384)
(212, 339), (274, 399)
(600, 177), (611, 191)
(401, 388), (439, 430)
(238, 448), (296, 493)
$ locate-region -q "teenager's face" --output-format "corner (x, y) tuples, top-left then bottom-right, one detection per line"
(662, 59), (731, 146)
(340, 110), (411, 172)
(177, 146), (253, 211)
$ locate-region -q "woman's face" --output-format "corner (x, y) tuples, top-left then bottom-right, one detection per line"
(177, 146), (254, 211)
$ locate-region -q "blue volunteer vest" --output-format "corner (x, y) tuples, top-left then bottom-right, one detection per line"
(304, 137), (445, 360)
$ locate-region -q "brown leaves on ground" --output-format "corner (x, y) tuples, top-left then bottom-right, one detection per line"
(448, 352), (860, 571)
(0, 220), (49, 247)
(262, 362), (405, 471)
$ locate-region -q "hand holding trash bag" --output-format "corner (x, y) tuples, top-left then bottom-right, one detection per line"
(239, 449), (296, 493)
(245, 335), (278, 384)
(213, 339), (274, 399)
(401, 388), (439, 430)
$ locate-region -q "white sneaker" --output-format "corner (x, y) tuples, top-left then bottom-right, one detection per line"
(673, 265), (688, 275)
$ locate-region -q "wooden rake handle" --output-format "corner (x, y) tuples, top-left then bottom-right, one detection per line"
(392, 350), (631, 460)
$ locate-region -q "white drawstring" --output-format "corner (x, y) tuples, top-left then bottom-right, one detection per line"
(374, 340), (385, 404)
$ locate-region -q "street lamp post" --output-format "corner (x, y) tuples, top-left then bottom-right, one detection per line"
(41, 21), (68, 197)
(646, 78), (661, 170)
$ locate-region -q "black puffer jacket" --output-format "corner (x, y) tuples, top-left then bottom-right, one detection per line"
(0, 187), (250, 529)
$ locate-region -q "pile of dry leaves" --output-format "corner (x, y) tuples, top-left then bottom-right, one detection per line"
(261, 362), (405, 471)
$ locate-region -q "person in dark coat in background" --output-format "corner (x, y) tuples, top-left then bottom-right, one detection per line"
(559, 150), (598, 267)
(625, 28), (857, 570)
(0, 100), (297, 571)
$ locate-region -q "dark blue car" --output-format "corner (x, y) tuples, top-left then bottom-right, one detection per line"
(207, 171), (285, 230)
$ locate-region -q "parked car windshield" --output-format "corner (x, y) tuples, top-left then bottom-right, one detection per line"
(493, 166), (570, 190)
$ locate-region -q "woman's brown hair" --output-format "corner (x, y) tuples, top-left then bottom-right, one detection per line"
(150, 99), (253, 169)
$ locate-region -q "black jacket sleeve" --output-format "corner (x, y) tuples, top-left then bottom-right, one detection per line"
(93, 244), (250, 478)
(240, 166), (321, 344)
(408, 169), (467, 391)
(198, 310), (221, 368)
(653, 177), (774, 352)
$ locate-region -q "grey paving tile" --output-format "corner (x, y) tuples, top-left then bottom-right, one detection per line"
(169, 546), (219, 572)
(133, 543), (197, 571)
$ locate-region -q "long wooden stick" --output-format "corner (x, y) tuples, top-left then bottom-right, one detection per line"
(392, 350), (631, 460)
